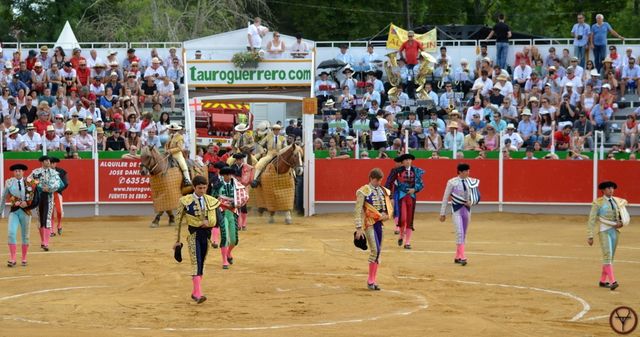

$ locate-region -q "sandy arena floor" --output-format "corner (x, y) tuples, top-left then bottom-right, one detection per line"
(0, 212), (638, 337)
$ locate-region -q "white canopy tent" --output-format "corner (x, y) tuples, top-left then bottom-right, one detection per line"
(55, 21), (81, 50)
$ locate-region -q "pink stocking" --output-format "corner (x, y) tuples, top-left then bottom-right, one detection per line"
(600, 265), (608, 283)
(228, 245), (235, 259)
(459, 244), (466, 260)
(405, 228), (413, 245)
(455, 244), (461, 259)
(21, 245), (28, 262)
(8, 244), (16, 262)
(368, 262), (375, 285)
(192, 276), (202, 298)
(239, 213), (247, 229)
(399, 226), (405, 241)
(43, 228), (50, 247)
(211, 227), (220, 244)
(605, 264), (616, 283)
(38, 228), (44, 245)
(220, 247), (229, 266)
(372, 262), (379, 284)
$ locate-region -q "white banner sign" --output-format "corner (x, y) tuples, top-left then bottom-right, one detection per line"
(187, 60), (312, 87)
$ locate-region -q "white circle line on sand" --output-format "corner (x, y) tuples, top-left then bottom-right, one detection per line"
(29, 249), (141, 255)
(386, 249), (640, 264)
(0, 274), (428, 332)
(3, 316), (49, 324)
(0, 286), (109, 302)
(397, 275), (590, 322)
(582, 314), (609, 321)
(0, 272), (136, 281)
(147, 288), (428, 332)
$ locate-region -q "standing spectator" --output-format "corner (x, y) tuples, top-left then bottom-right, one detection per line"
(399, 31), (424, 83)
(370, 110), (388, 150)
(247, 17), (268, 51)
(266, 31), (285, 59)
(571, 13), (590, 68)
(589, 14), (624, 72)
(485, 14), (512, 69)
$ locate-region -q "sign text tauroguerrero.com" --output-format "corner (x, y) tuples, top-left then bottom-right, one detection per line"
(188, 60), (312, 86)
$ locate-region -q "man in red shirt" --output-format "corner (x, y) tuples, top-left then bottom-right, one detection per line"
(70, 48), (86, 70)
(33, 109), (52, 135)
(76, 59), (91, 88)
(553, 125), (572, 150)
(399, 31), (424, 67)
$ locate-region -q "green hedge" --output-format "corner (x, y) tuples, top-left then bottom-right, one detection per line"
(2, 151), (129, 160)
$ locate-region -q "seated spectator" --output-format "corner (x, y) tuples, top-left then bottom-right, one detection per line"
(580, 83), (599, 115)
(31, 62), (48, 94)
(157, 76), (176, 109)
(443, 122), (463, 150)
(20, 123), (42, 151)
(359, 150), (370, 159)
(352, 110), (370, 136)
(167, 58), (183, 87)
(524, 72), (543, 93)
(43, 125), (60, 151)
(33, 109), (52, 135)
(489, 83), (504, 105)
(141, 77), (159, 105)
(563, 82), (580, 106)
(464, 126), (484, 150)
(16, 113), (29, 135)
(142, 129), (161, 148)
(556, 94), (577, 130)
(5, 126), (21, 151)
(65, 111), (85, 135)
(362, 83), (381, 110)
(483, 124), (500, 150)
(503, 124), (524, 150)
(76, 126), (94, 151)
(424, 124), (442, 151)
(573, 112), (594, 150)
(17, 61), (32, 87)
(384, 97), (402, 115)
(517, 109), (538, 146)
(553, 125), (572, 150)
(523, 147), (537, 160)
(60, 129), (77, 153)
(620, 56), (640, 96)
(567, 149), (589, 160)
(328, 111), (349, 139)
(327, 147), (349, 159)
(513, 58), (532, 86)
(402, 111), (421, 131)
(589, 103), (613, 140)
(453, 58), (474, 95)
(125, 128), (142, 150)
(472, 70), (493, 97)
(386, 138), (403, 152)
(290, 33), (309, 58)
(122, 145), (141, 160)
(465, 98), (484, 126)
(620, 114), (638, 151)
(499, 97), (518, 124)
(106, 129), (126, 151)
(313, 138), (324, 151)
(489, 112), (507, 133)
(423, 110), (446, 136)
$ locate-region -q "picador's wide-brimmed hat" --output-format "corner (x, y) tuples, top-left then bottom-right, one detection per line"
(396, 153), (415, 162)
(219, 167), (235, 175)
(353, 231), (368, 250)
(9, 163), (28, 171)
(234, 123), (249, 132)
(168, 123), (182, 131)
(232, 153), (247, 159)
(598, 181), (617, 190)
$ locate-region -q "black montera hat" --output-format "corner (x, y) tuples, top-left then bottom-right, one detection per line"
(353, 231), (368, 250)
(9, 163), (28, 171)
(598, 181), (617, 190)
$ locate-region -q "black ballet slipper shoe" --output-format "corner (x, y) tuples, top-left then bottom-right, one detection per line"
(367, 283), (381, 291)
(609, 282), (619, 291)
(598, 282), (610, 288)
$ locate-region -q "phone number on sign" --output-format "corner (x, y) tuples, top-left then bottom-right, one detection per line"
(118, 177), (151, 185)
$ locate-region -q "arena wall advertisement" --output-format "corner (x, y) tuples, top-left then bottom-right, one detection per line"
(314, 159), (640, 205)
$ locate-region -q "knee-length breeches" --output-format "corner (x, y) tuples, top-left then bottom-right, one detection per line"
(452, 207), (471, 244)
(220, 209), (239, 247)
(188, 227), (211, 276)
(598, 228), (619, 264)
(37, 192), (54, 229)
(7, 209), (30, 245)
(365, 222), (383, 263)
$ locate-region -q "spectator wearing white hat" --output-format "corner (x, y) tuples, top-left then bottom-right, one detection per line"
(76, 126), (94, 151)
(143, 57), (166, 85)
(453, 58), (474, 95)
(562, 81), (580, 106)
(5, 126), (22, 151)
(20, 123), (42, 151)
(60, 128), (78, 152)
(43, 125), (60, 151)
(503, 123), (524, 150)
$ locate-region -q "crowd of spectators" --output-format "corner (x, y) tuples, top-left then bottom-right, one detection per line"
(0, 45), (185, 155)
(313, 13), (639, 160)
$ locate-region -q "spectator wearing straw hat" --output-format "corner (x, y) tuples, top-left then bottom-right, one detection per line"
(5, 126), (21, 151)
(20, 123), (42, 152)
(76, 126), (94, 151)
(143, 57), (166, 85)
(44, 125), (60, 151)
(444, 122), (463, 150)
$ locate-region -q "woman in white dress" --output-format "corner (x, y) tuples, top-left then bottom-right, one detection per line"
(266, 32), (286, 59)
(156, 111), (171, 146)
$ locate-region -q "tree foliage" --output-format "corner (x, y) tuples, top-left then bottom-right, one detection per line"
(0, 0), (638, 43)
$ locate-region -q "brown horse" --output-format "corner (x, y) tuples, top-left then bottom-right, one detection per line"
(253, 143), (303, 224)
(140, 145), (207, 227)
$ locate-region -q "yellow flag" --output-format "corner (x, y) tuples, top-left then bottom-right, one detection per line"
(386, 23), (437, 52)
